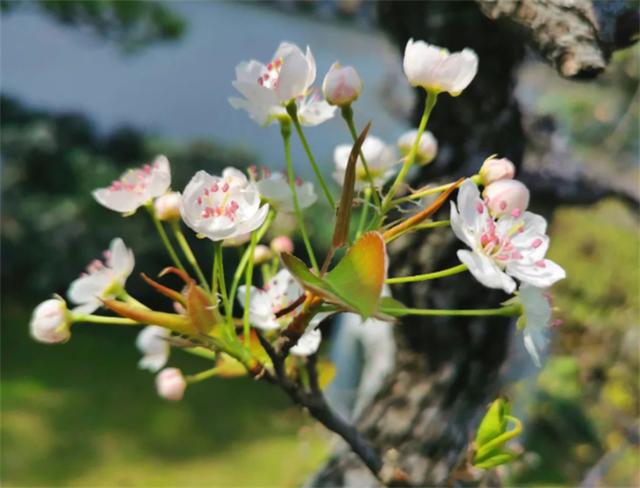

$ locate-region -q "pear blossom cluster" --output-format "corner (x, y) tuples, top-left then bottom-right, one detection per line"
(28, 37), (566, 473)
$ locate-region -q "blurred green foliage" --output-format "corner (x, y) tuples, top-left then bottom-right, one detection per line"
(0, 0), (185, 53)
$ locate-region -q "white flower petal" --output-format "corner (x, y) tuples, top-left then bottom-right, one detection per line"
(457, 249), (516, 293)
(290, 328), (322, 357)
(507, 259), (566, 289)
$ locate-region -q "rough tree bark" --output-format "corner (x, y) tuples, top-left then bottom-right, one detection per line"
(307, 1), (638, 486)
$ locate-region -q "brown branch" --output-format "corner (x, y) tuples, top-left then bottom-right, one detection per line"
(476, 0), (639, 79)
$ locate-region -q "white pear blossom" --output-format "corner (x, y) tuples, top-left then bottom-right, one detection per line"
(237, 269), (303, 331)
(155, 367), (187, 401)
(518, 285), (553, 367)
(290, 327), (322, 357)
(333, 136), (398, 189)
(322, 62), (363, 106)
(237, 269), (324, 356)
(30, 297), (70, 344)
(451, 179), (566, 294)
(403, 39), (478, 96)
(397, 129), (438, 165)
(136, 325), (171, 372)
(180, 168), (269, 242)
(483, 179), (530, 218)
(93, 155), (171, 214)
(67, 238), (135, 314)
(229, 42), (335, 126)
(256, 172), (317, 212)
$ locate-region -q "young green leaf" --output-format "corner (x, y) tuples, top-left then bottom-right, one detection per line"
(333, 121), (371, 249)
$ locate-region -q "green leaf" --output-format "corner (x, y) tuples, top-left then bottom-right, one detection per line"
(378, 297), (410, 317)
(475, 397), (510, 448)
(282, 232), (386, 320)
(474, 451), (519, 470)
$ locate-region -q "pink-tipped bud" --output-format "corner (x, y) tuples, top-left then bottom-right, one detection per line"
(483, 179), (530, 218)
(397, 129), (438, 166)
(30, 297), (70, 344)
(155, 367), (187, 401)
(253, 244), (273, 265)
(154, 192), (182, 221)
(479, 156), (516, 185)
(322, 63), (363, 107)
(270, 236), (294, 254)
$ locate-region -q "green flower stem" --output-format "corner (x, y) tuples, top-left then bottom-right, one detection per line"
(170, 221), (210, 293)
(211, 243), (219, 298)
(356, 188), (372, 239)
(228, 209), (275, 309)
(386, 263), (468, 284)
(243, 230), (259, 347)
(118, 290), (147, 308)
(280, 120), (319, 272)
(392, 181), (456, 205)
(183, 347), (216, 361)
(381, 90), (438, 213)
(215, 244), (232, 323)
(341, 105), (381, 209)
(385, 220), (450, 244)
(386, 304), (521, 317)
(146, 206), (186, 273)
(73, 314), (139, 326)
(286, 102), (336, 209)
(185, 367), (220, 384)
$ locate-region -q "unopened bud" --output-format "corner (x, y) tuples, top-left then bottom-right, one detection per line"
(155, 367), (187, 401)
(483, 179), (530, 218)
(322, 63), (363, 107)
(270, 236), (294, 254)
(154, 192), (181, 221)
(30, 297), (71, 344)
(253, 244), (273, 264)
(479, 156), (516, 185)
(397, 129), (438, 165)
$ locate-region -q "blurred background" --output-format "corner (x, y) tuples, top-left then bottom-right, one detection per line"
(1, 1), (638, 486)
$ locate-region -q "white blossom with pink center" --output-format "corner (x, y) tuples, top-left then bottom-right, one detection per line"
(237, 269), (324, 356)
(93, 155), (171, 214)
(180, 168), (269, 242)
(450, 179), (565, 294)
(229, 42), (335, 126)
(67, 238), (135, 314)
(333, 136), (398, 190)
(255, 171), (317, 213)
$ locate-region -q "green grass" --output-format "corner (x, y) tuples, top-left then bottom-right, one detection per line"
(1, 303), (329, 487)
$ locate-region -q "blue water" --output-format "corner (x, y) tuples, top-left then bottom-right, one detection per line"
(1, 1), (412, 176)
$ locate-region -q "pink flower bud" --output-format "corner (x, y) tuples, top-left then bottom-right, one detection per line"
(270, 236), (294, 254)
(397, 129), (438, 165)
(153, 192), (182, 221)
(155, 367), (187, 401)
(322, 63), (363, 107)
(253, 244), (273, 264)
(30, 297), (70, 344)
(483, 179), (530, 218)
(479, 156), (516, 185)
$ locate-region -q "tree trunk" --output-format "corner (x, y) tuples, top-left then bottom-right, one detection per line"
(307, 1), (638, 486)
